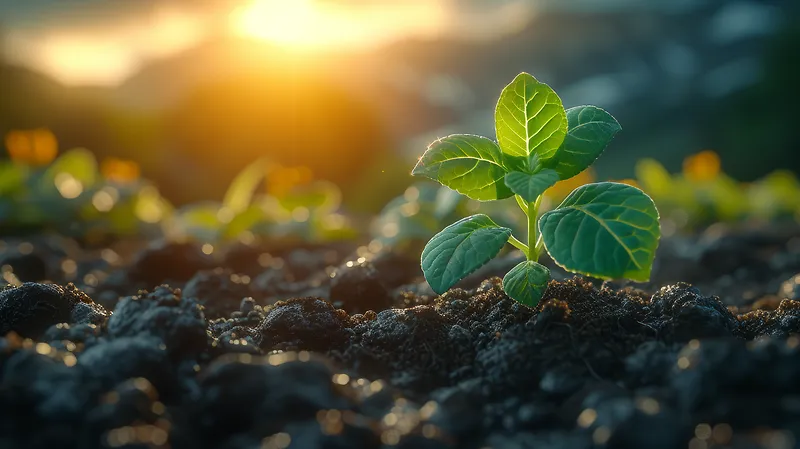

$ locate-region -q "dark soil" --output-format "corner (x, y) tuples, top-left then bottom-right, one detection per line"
(3, 224), (800, 449)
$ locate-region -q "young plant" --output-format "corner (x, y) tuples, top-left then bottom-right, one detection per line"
(412, 72), (661, 306)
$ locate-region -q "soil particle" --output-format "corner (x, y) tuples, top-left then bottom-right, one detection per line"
(343, 304), (469, 392)
(646, 283), (739, 341)
(329, 260), (391, 314)
(185, 354), (352, 447)
(257, 297), (352, 352)
(182, 268), (255, 319)
(107, 285), (207, 356)
(78, 336), (181, 400)
(0, 282), (108, 339)
(81, 377), (168, 449)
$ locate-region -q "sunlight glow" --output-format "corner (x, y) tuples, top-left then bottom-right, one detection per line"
(4, 7), (206, 86)
(230, 0), (449, 50)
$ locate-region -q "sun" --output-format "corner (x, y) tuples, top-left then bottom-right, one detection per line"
(229, 0), (450, 50)
(230, 0), (335, 48)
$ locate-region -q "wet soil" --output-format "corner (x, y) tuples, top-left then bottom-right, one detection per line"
(2, 224), (800, 449)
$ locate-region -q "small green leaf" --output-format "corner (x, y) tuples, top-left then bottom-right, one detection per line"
(495, 73), (567, 165)
(412, 134), (512, 201)
(503, 261), (550, 307)
(223, 158), (269, 214)
(277, 180), (342, 214)
(43, 148), (98, 189)
(421, 214), (512, 294)
(539, 182), (660, 281)
(547, 106), (621, 180)
(504, 169), (560, 203)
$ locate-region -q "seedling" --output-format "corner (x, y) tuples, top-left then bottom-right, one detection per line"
(412, 72), (661, 306)
(174, 159), (356, 243)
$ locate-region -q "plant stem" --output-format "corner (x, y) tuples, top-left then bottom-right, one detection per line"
(508, 235), (528, 255)
(527, 195), (543, 261)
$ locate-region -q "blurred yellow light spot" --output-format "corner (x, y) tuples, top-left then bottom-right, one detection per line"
(688, 437), (707, 449)
(4, 129), (58, 166)
(261, 432), (292, 449)
(135, 187), (167, 223)
(683, 150), (721, 182)
(101, 158), (140, 183)
(635, 397), (661, 415)
(17, 242), (34, 255)
(382, 222), (399, 238)
(404, 186), (420, 202)
(201, 244), (214, 255)
(593, 426), (612, 445)
(63, 353), (77, 367)
(712, 423), (733, 444)
(695, 423), (712, 440)
(577, 408), (597, 428)
(54, 172), (84, 199)
(92, 187), (119, 212)
(332, 373), (350, 385)
(61, 259), (77, 275)
(292, 206), (310, 222)
(216, 207), (235, 224)
(323, 213), (346, 229)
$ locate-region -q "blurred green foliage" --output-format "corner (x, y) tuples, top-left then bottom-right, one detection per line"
(0, 147), (171, 241)
(171, 159), (358, 244)
(636, 151), (800, 231)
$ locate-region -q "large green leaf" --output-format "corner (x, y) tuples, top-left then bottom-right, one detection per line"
(504, 169), (560, 203)
(412, 134), (512, 201)
(539, 182), (660, 281)
(547, 106), (621, 180)
(503, 260), (550, 307)
(421, 214), (512, 294)
(495, 73), (567, 165)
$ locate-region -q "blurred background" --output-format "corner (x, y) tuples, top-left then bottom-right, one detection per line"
(1, 0), (798, 212)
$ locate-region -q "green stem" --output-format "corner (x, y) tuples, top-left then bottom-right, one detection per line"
(527, 195), (543, 261)
(508, 235), (528, 255)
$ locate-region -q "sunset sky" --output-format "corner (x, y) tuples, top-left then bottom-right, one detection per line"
(0, 0), (535, 86)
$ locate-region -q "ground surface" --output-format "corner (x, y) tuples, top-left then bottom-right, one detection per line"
(2, 224), (800, 449)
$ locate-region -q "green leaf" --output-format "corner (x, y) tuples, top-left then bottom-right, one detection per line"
(222, 205), (268, 240)
(277, 180), (341, 214)
(503, 261), (550, 307)
(504, 169), (560, 203)
(539, 182), (660, 281)
(495, 73), (567, 165)
(0, 162), (28, 196)
(421, 214), (512, 294)
(223, 158), (269, 214)
(547, 106), (621, 180)
(42, 148), (98, 189)
(412, 134), (512, 201)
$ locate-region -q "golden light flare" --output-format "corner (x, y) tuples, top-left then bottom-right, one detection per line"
(4, 7), (206, 86)
(230, 0), (449, 50)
